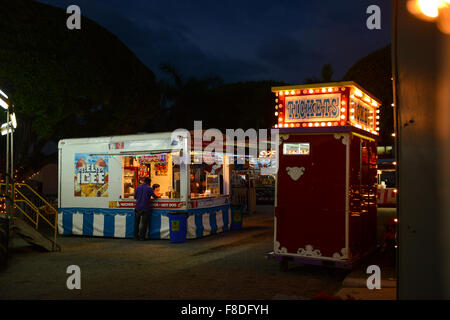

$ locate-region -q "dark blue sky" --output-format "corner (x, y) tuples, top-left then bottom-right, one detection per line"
(38, 0), (391, 83)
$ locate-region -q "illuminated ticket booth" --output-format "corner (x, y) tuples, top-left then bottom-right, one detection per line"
(58, 132), (232, 239)
(270, 82), (379, 269)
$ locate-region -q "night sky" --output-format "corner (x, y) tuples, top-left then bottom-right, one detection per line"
(37, 0), (391, 83)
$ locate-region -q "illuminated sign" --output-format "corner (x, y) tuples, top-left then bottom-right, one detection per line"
(285, 93), (341, 123)
(351, 99), (375, 130)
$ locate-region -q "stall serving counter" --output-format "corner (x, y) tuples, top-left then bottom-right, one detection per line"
(58, 132), (232, 239)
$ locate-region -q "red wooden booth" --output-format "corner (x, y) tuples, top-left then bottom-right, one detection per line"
(270, 81), (380, 269)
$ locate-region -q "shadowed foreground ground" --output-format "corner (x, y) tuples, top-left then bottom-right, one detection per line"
(0, 206), (395, 300)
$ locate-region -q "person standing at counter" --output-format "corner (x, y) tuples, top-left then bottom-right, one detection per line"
(134, 177), (158, 240)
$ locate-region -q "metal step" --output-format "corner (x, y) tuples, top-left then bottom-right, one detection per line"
(12, 217), (61, 252)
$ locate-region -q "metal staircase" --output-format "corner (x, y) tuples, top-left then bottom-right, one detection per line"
(0, 183), (60, 252)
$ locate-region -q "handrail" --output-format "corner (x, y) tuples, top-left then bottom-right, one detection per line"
(15, 183), (58, 215)
(0, 182), (59, 251)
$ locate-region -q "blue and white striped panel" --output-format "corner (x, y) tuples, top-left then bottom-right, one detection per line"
(186, 205), (232, 239)
(58, 205), (232, 240)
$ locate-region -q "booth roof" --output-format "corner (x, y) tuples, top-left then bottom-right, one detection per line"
(271, 81), (382, 105)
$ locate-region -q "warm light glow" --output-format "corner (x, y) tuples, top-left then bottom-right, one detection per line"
(284, 124), (289, 128)
(392, 133), (396, 137)
(341, 107), (346, 112)
(322, 88), (326, 93)
(314, 123), (320, 127)
(328, 88), (333, 92)
(275, 112), (279, 116)
(327, 122), (332, 126)
(393, 161), (397, 165)
(364, 96), (371, 103)
(394, 218), (398, 223)
(278, 117), (283, 122)
(308, 123), (313, 127)
(350, 108), (355, 113)
(321, 122), (326, 127)
(372, 101), (378, 107)
(354, 89), (363, 97)
(291, 90), (295, 95)
(377, 109), (380, 114)
(308, 89), (313, 94)
(341, 100), (346, 106)
(274, 124), (278, 128)
(285, 91), (290, 95)
(418, 0), (441, 18)
(340, 115), (346, 119)
(376, 115), (380, 119)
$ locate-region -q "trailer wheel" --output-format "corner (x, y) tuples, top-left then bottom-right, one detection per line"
(279, 258), (289, 272)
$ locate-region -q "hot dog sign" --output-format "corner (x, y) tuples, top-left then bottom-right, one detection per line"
(74, 153), (109, 197)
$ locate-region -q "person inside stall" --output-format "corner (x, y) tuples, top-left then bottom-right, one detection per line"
(152, 184), (163, 198)
(190, 173), (201, 195)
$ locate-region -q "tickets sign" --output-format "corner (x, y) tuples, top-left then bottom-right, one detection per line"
(285, 94), (341, 123)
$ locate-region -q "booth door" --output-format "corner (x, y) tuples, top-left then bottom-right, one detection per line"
(275, 133), (347, 259)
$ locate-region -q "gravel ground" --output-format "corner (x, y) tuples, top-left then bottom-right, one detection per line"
(0, 206), (395, 300)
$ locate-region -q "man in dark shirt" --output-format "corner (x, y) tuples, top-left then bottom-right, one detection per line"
(134, 177), (158, 240)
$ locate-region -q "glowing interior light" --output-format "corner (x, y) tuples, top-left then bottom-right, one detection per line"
(290, 123), (294, 127)
(364, 96), (371, 103)
(392, 133), (396, 137)
(275, 99), (278, 103)
(340, 115), (346, 119)
(314, 123), (320, 127)
(275, 112), (279, 116)
(350, 94), (355, 99)
(279, 91), (283, 96)
(350, 108), (355, 113)
(394, 218), (398, 222)
(274, 124), (278, 128)
(291, 90), (295, 95)
(376, 127), (380, 131)
(341, 107), (346, 112)
(328, 88), (333, 92)
(376, 115), (380, 119)
(341, 100), (346, 106)
(321, 122), (326, 126)
(393, 161), (397, 165)
(354, 89), (363, 97)
(285, 91), (290, 95)
(308, 123), (313, 127)
(327, 122), (332, 126)
(350, 116), (355, 120)
(278, 117), (283, 122)
(376, 121), (380, 125)
(284, 124), (289, 128)
(372, 101), (378, 107)
(377, 109), (380, 114)
(322, 88), (326, 93)
(309, 89), (314, 94)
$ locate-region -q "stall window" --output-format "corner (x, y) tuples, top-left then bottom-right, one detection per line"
(190, 151), (224, 198)
(283, 143), (310, 155)
(122, 152), (181, 199)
